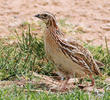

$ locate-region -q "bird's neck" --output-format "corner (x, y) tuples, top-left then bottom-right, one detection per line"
(46, 18), (58, 29)
(44, 20), (64, 49)
(46, 19), (64, 37)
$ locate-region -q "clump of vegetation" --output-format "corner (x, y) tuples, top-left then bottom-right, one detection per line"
(0, 25), (54, 81)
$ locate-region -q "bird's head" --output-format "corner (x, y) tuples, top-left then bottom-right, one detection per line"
(35, 12), (57, 28)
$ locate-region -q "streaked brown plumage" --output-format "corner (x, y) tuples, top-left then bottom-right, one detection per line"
(35, 12), (101, 90)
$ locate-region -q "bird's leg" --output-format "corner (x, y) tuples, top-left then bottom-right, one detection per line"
(60, 77), (70, 91)
(89, 75), (95, 86)
(79, 78), (83, 84)
(78, 75), (95, 89)
(78, 78), (86, 89)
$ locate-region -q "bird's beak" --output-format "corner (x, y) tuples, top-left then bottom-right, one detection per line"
(34, 14), (40, 18)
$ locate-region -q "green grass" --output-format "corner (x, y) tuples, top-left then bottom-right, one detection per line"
(0, 23), (110, 100)
(0, 25), (54, 81)
(0, 85), (110, 100)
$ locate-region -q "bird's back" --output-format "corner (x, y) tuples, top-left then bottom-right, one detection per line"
(61, 37), (101, 76)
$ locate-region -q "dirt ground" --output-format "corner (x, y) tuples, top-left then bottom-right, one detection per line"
(0, 0), (110, 47)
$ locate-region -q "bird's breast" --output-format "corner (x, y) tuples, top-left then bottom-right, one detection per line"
(44, 33), (60, 59)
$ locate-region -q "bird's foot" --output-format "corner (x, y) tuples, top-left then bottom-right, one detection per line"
(50, 83), (68, 92)
(59, 84), (69, 92)
(78, 84), (86, 89)
(78, 83), (94, 90)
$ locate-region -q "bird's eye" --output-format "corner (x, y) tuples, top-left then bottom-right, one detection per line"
(44, 14), (47, 17)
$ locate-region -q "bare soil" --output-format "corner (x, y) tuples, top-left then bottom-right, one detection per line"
(0, 0), (110, 47)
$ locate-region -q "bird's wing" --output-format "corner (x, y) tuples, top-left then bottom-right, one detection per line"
(59, 38), (101, 75)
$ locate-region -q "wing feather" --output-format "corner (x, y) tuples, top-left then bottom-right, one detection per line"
(59, 38), (101, 75)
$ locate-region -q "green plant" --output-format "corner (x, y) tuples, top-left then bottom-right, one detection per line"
(0, 25), (54, 80)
